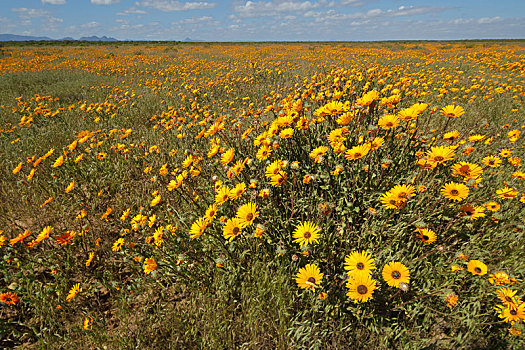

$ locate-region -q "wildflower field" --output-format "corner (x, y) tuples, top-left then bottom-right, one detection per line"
(1, 40), (524, 349)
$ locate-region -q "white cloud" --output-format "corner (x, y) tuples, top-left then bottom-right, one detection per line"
(339, 0), (365, 6)
(42, 0), (67, 4)
(117, 7), (148, 15)
(234, 1), (321, 18)
(366, 8), (382, 17)
(136, 1), (217, 11)
(80, 21), (101, 28)
(477, 16), (502, 24)
(174, 16), (213, 24)
(12, 8), (50, 19)
(91, 0), (121, 5)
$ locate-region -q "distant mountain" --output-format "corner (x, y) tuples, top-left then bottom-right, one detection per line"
(0, 34), (118, 42)
(183, 37), (204, 42)
(78, 36), (117, 42)
(0, 34), (53, 41)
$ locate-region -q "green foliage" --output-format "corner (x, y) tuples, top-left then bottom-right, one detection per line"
(0, 42), (524, 349)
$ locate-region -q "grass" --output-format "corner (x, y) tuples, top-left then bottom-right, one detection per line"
(0, 41), (524, 349)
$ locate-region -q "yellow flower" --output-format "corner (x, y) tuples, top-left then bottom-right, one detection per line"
(223, 217), (243, 242)
(467, 260), (487, 276)
(65, 180), (75, 193)
(441, 182), (469, 202)
(440, 104), (465, 118)
(40, 197), (53, 208)
(236, 202), (259, 228)
(259, 188), (270, 198)
(416, 228), (437, 244)
(270, 172), (287, 187)
(426, 146), (455, 165)
(120, 208), (131, 221)
(189, 217), (209, 239)
(293, 221), (321, 247)
(309, 145), (329, 163)
(482, 155), (502, 167)
(489, 272), (510, 286)
(279, 127), (294, 139)
(221, 148), (235, 165)
(377, 114), (400, 130)
(344, 144), (371, 161)
(451, 264), (463, 272)
(27, 168), (36, 181)
(86, 252), (95, 267)
(344, 250), (376, 276)
(346, 274), (377, 303)
(83, 316), (93, 330)
(228, 182), (246, 200)
(215, 186), (231, 204)
(389, 184), (416, 202)
(296, 264), (323, 290)
(382, 262), (410, 288)
(445, 293), (458, 308)
(496, 187), (517, 199)
(204, 203), (218, 222)
(12, 162), (23, 174)
(112, 238), (125, 252)
(52, 156), (64, 168)
(144, 257), (157, 275)
(451, 162), (483, 179)
(150, 194), (162, 206)
(256, 144), (272, 160)
(66, 283), (81, 302)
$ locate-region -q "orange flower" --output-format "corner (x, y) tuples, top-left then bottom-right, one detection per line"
(0, 292), (20, 305)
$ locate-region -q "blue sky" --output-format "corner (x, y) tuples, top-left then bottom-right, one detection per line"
(1, 0), (524, 41)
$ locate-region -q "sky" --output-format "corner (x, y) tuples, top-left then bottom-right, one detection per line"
(0, 0), (524, 41)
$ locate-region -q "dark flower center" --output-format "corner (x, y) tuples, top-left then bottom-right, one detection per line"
(303, 231), (311, 239)
(450, 189), (459, 196)
(355, 152), (362, 158)
(434, 156), (444, 162)
(510, 309), (517, 316)
(392, 271), (401, 279)
(357, 285), (368, 295)
(459, 165), (470, 175)
(423, 235), (429, 241)
(307, 277), (316, 284)
(233, 227), (240, 235)
(474, 267), (482, 273)
(505, 296), (513, 302)
(246, 213), (254, 221)
(357, 263), (365, 270)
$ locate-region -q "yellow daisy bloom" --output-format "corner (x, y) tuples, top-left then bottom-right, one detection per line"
(296, 264), (323, 290)
(292, 221), (321, 247)
(467, 260), (487, 276)
(223, 217), (243, 242)
(346, 273), (377, 303)
(440, 104), (465, 118)
(441, 182), (469, 202)
(344, 250), (376, 276)
(236, 202), (259, 228)
(382, 261), (410, 288)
